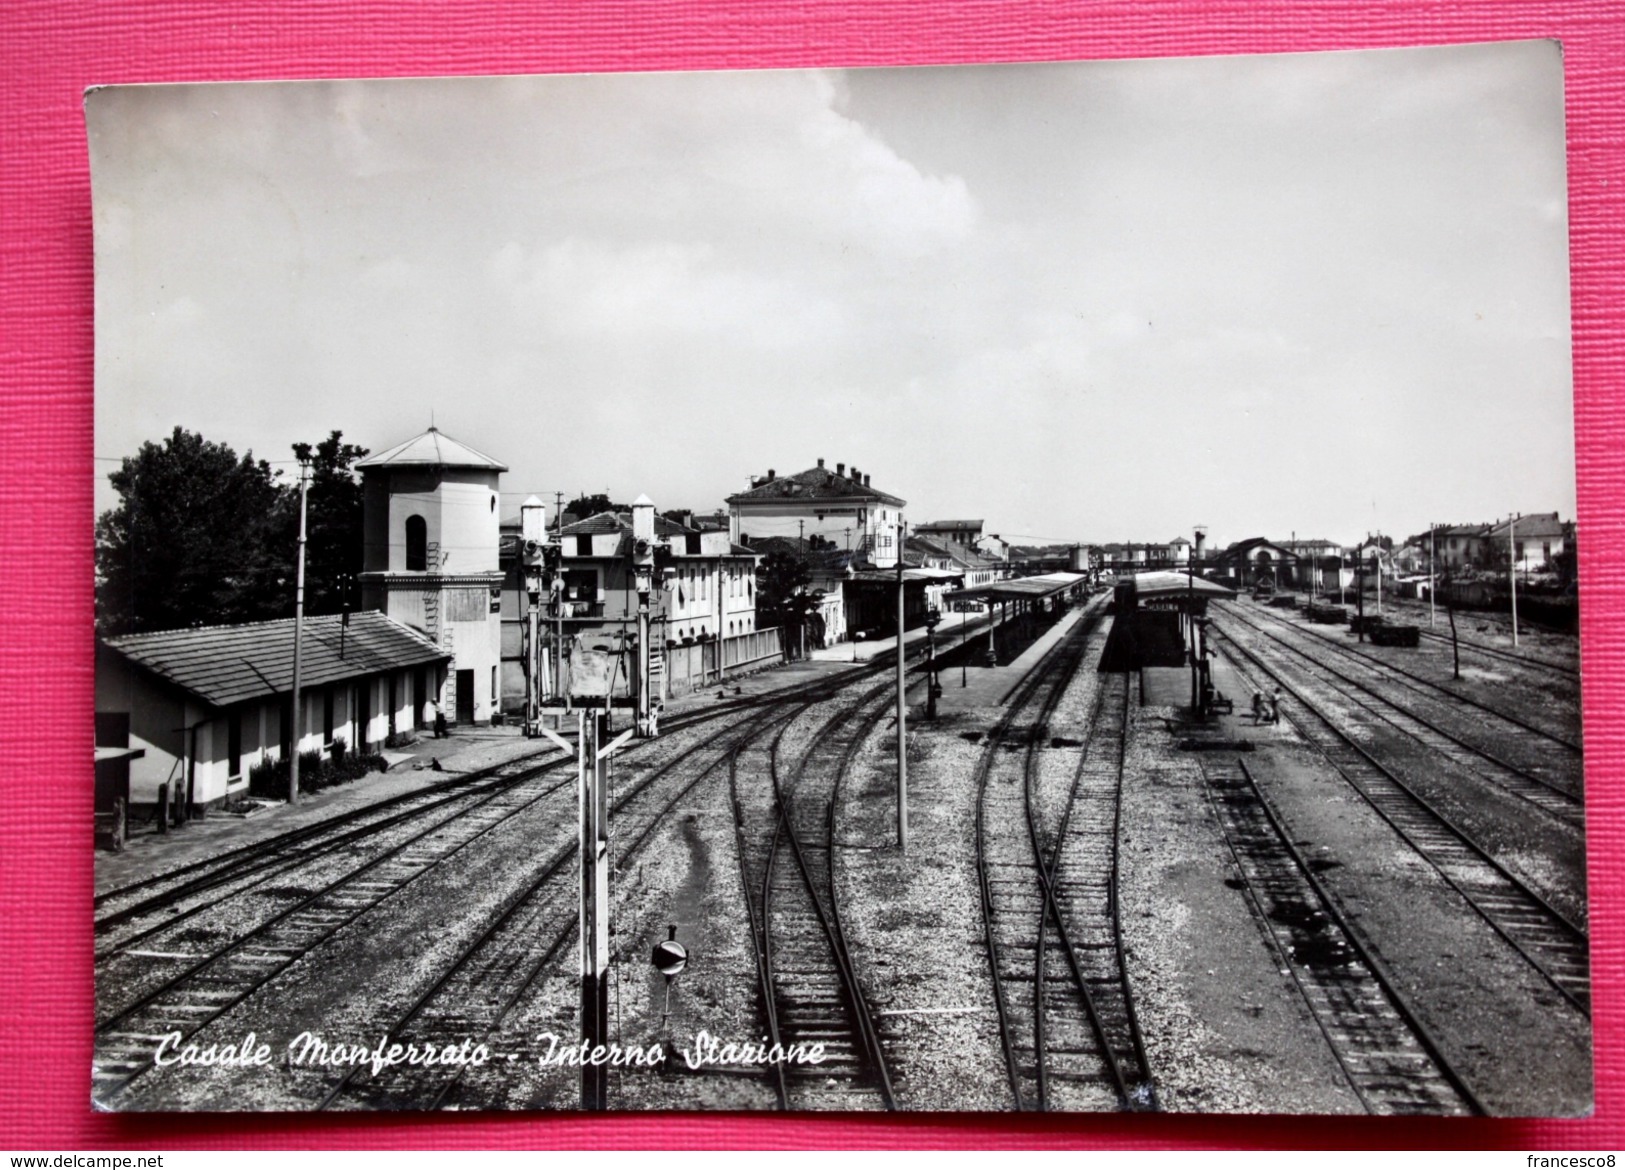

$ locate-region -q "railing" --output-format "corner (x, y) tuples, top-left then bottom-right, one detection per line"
(662, 628), (782, 698)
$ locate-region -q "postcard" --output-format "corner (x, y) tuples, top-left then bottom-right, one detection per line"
(88, 41), (1586, 1114)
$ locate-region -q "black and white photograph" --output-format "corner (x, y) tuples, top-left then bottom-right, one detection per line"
(88, 41), (1588, 1115)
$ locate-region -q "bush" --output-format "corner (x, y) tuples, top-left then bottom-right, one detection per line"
(384, 729), (417, 749)
(245, 745), (384, 800)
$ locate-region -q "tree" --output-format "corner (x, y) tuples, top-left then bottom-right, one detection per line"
(291, 431), (369, 616)
(755, 550), (815, 660)
(565, 493), (628, 521)
(95, 427), (292, 635)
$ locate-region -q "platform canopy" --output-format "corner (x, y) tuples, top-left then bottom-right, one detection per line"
(849, 567), (963, 585)
(1131, 570), (1237, 602)
(951, 571), (1088, 602)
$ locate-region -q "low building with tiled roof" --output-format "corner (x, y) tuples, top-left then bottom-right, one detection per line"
(97, 612), (450, 813)
(726, 457), (908, 569)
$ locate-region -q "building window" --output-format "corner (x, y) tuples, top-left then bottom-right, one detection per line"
(405, 515), (427, 571)
(228, 710), (242, 777)
(323, 689), (335, 743)
(686, 533), (701, 555)
(576, 534), (593, 557)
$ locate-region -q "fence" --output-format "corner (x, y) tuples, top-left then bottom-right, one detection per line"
(662, 628), (783, 699)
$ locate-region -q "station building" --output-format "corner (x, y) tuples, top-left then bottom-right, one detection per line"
(727, 458), (907, 569)
(499, 503), (769, 707)
(357, 427), (506, 726)
(96, 612), (449, 814)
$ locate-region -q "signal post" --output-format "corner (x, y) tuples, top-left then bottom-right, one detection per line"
(631, 495), (658, 738)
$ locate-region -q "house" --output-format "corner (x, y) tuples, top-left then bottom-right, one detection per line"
(357, 427), (506, 726)
(1483, 512), (1569, 574)
(1429, 523), (1489, 571)
(907, 533), (1003, 590)
(542, 507), (765, 701)
(727, 458), (908, 569)
(96, 612), (449, 814)
(914, 520), (984, 548)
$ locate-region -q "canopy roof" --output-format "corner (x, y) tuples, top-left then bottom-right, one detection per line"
(952, 571), (1088, 601)
(1131, 570), (1238, 601)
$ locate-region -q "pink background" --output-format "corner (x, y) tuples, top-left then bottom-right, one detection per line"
(3, 0), (1621, 1149)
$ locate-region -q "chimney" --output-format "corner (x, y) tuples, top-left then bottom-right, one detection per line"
(767, 469), (776, 482)
(1194, 530), (1207, 559)
(836, 462), (845, 477)
(864, 474), (871, 487)
(817, 457), (825, 469)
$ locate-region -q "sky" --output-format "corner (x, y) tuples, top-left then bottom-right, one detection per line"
(89, 41), (1575, 550)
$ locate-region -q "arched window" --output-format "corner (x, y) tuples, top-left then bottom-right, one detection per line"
(405, 515), (427, 571)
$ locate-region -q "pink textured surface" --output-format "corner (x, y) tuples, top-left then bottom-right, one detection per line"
(3, 0), (1621, 1150)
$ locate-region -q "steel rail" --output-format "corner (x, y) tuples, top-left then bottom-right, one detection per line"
(1231, 601), (1580, 753)
(329, 697), (818, 1112)
(1217, 605), (1583, 821)
(1210, 629), (1589, 1015)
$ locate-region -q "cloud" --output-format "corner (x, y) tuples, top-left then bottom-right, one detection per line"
(488, 237), (846, 350)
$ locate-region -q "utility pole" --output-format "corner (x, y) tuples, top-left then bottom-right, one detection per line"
(521, 496), (548, 735)
(895, 518), (908, 854)
(554, 490), (566, 717)
(632, 495), (657, 737)
(534, 691), (634, 1110)
(1357, 548), (1366, 643)
(1187, 527), (1200, 715)
(1375, 532), (1383, 618)
(1429, 523), (1437, 628)
(1510, 512), (1520, 647)
(289, 456), (311, 805)
(798, 519), (807, 662)
(581, 708), (610, 1108)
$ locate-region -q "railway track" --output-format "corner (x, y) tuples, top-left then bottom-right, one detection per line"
(732, 686), (899, 1110)
(93, 696), (801, 1109)
(1229, 601), (1581, 756)
(95, 760), (577, 962)
(975, 601), (1154, 1111)
(319, 708), (803, 1111)
(1196, 755), (1481, 1115)
(1370, 597), (1579, 679)
(98, 621), (975, 1110)
(1215, 604), (1583, 825)
(95, 612), (1001, 929)
(1035, 669), (1154, 1111)
(1210, 631), (1591, 1015)
(319, 642), (965, 1111)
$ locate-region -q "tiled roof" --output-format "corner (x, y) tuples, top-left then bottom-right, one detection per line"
(1485, 512), (1566, 540)
(101, 611), (450, 710)
(561, 511), (631, 536)
(355, 427), (509, 472)
(726, 464), (905, 508)
(561, 511), (698, 539)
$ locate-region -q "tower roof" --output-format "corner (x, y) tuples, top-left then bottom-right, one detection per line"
(356, 426), (509, 473)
